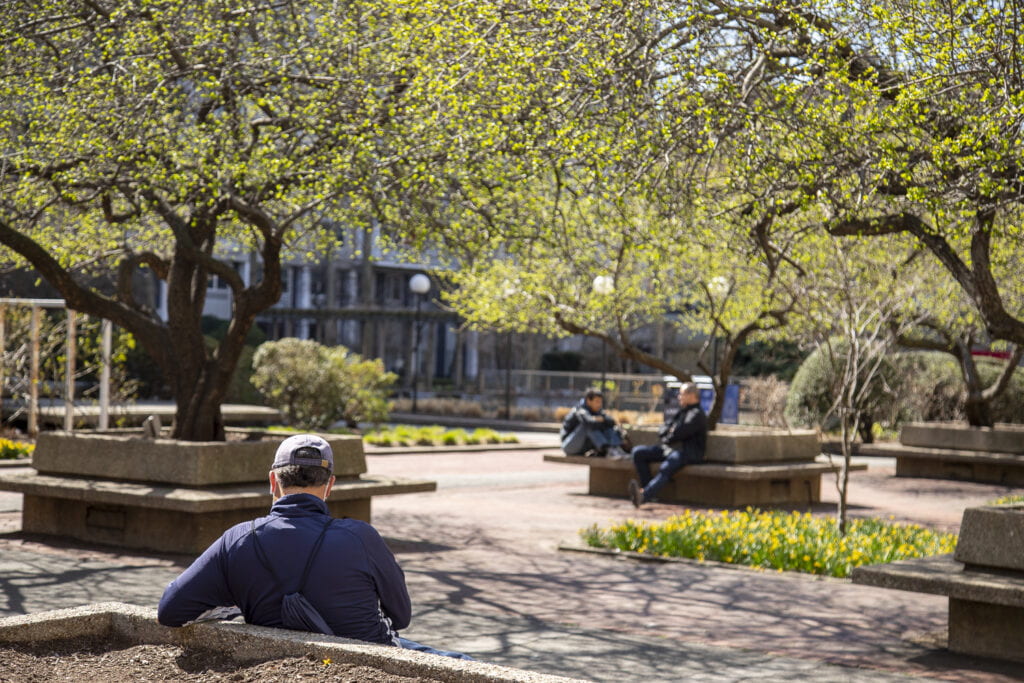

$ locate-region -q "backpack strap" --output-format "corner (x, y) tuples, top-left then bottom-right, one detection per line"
(250, 516), (333, 592)
(296, 517), (334, 593)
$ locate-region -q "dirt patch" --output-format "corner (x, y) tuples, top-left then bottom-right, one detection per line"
(0, 637), (439, 682)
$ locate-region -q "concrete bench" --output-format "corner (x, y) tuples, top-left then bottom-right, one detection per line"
(0, 431), (436, 554)
(0, 602), (579, 682)
(843, 442), (1024, 485)
(853, 505), (1024, 663)
(545, 427), (862, 506)
(845, 422), (1024, 485)
(543, 453), (850, 506)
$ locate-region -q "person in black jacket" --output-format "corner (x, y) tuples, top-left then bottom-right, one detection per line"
(628, 382), (707, 507)
(560, 389), (629, 458)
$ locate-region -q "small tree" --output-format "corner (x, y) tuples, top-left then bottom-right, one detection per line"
(790, 235), (926, 534)
(251, 339), (395, 430)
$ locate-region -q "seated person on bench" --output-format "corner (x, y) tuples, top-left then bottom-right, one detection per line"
(158, 434), (469, 659)
(629, 382), (707, 507)
(560, 389), (630, 459)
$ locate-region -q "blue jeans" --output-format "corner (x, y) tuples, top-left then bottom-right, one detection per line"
(563, 423), (622, 455)
(631, 444), (702, 501)
(397, 636), (474, 660)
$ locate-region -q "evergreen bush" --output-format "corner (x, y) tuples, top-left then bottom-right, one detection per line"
(251, 338), (396, 429)
(783, 338), (904, 436)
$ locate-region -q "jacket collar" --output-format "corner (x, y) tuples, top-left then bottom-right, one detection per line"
(270, 493), (330, 517)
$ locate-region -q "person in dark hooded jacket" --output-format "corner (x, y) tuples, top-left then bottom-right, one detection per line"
(560, 389), (629, 458)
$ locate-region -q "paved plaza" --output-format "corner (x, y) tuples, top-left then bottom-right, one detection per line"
(1, 434), (1023, 681)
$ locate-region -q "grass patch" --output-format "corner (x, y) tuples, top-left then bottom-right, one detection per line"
(364, 425), (518, 448)
(0, 438), (34, 460)
(990, 494), (1024, 505)
(581, 508), (957, 578)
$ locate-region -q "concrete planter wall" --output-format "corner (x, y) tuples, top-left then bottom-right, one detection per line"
(0, 603), (578, 682)
(31, 432), (367, 485)
(0, 431), (435, 554)
(854, 504), (1024, 663)
(900, 422), (1024, 454)
(627, 425), (819, 464)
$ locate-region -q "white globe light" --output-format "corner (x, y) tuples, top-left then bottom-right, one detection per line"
(592, 275), (614, 296)
(708, 276), (729, 298)
(409, 273), (431, 294)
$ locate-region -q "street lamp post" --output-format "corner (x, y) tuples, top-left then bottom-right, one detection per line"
(409, 273), (431, 413)
(592, 275), (614, 394)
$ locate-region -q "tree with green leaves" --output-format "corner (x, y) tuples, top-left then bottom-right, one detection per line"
(891, 256), (1021, 428)
(0, 0), (619, 440)
(662, 1), (1024, 357)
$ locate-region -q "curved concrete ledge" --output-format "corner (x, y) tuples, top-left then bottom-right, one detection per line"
(0, 603), (585, 683)
(900, 422), (1024, 454)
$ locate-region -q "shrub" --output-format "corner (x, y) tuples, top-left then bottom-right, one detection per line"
(990, 494), (1024, 505)
(251, 339), (397, 430)
(742, 376), (790, 428)
(581, 508), (956, 578)
(894, 352), (1024, 424)
(784, 338), (904, 437)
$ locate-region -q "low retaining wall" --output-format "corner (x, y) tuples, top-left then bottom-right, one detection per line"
(0, 603), (582, 683)
(900, 422), (1024, 455)
(0, 431), (436, 554)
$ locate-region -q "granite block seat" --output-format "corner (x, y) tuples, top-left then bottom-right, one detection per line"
(543, 428), (857, 506)
(0, 432), (436, 554)
(858, 422), (1024, 484)
(853, 505), (1024, 663)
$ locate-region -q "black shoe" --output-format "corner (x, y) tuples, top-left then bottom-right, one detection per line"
(628, 479), (644, 508)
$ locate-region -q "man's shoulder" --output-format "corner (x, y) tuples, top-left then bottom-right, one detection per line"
(329, 517), (384, 539)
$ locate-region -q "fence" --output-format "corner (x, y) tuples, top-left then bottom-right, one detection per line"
(0, 298), (114, 436)
(475, 369), (671, 412)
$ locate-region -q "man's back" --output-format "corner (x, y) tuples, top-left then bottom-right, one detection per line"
(157, 493), (410, 643)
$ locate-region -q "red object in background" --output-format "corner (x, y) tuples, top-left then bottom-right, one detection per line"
(971, 349), (1012, 360)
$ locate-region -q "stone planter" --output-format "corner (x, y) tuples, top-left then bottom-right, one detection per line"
(0, 603), (577, 682)
(626, 425), (819, 464)
(0, 431), (435, 554)
(854, 504), (1024, 663)
(888, 422), (1024, 484)
(900, 422), (1024, 454)
(30, 431), (367, 485)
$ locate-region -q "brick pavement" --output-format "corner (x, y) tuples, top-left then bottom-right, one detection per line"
(2, 443), (1024, 681)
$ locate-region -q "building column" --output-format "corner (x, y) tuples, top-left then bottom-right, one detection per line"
(465, 330), (479, 385)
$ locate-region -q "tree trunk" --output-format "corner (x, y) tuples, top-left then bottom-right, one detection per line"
(963, 394), (994, 428)
(956, 344), (994, 427)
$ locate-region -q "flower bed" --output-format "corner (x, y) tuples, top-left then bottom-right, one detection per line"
(0, 438), (33, 459)
(992, 494), (1024, 505)
(581, 508), (957, 578)
(364, 425), (518, 447)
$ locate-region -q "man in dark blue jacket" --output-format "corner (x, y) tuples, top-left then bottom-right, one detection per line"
(628, 382), (708, 507)
(158, 434), (465, 657)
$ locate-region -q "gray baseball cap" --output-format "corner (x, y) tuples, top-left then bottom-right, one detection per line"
(272, 434), (333, 472)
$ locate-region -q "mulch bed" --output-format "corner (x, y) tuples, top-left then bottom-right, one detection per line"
(0, 636), (440, 682)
